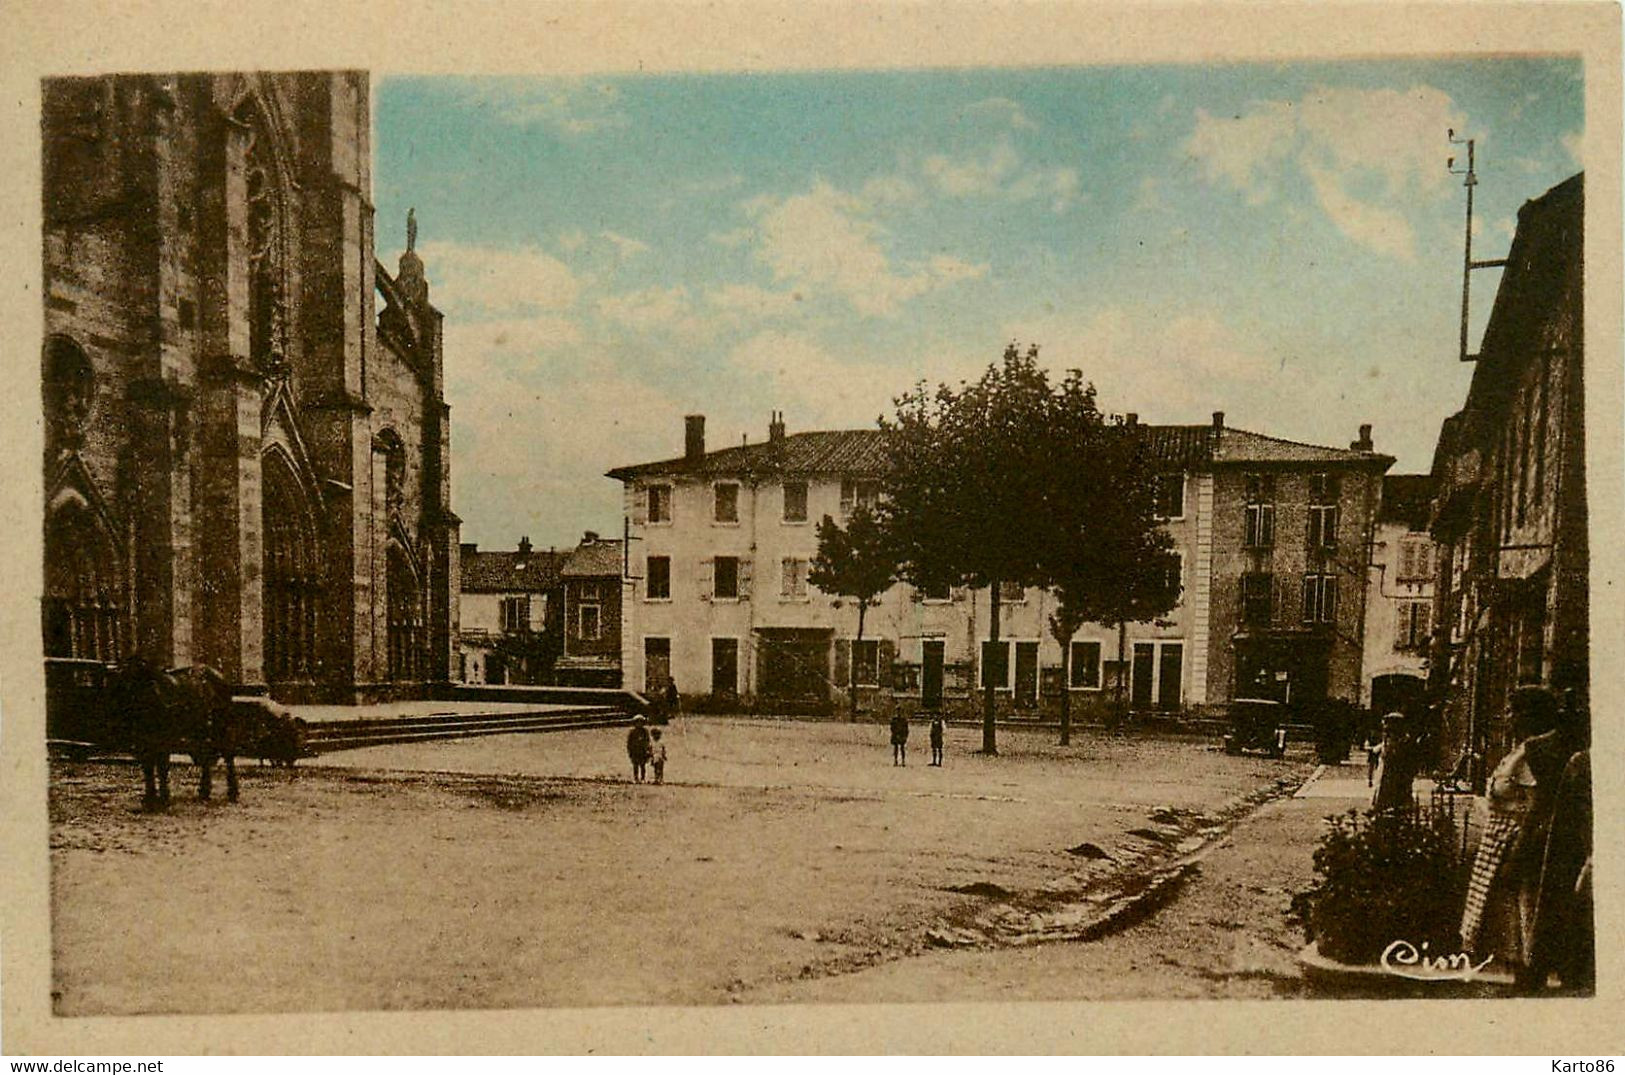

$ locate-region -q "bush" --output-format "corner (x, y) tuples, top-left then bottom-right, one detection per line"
(1289, 805), (1468, 966)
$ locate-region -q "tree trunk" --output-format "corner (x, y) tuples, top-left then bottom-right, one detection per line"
(983, 581), (1000, 755)
(850, 601), (866, 722)
(1114, 618), (1128, 727)
(1058, 633), (1073, 745)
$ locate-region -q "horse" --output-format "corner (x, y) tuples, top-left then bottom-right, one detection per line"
(105, 658), (251, 810)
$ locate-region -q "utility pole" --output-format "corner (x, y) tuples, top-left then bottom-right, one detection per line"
(1449, 129), (1508, 363)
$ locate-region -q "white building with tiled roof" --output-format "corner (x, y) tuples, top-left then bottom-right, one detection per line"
(608, 411), (1392, 717)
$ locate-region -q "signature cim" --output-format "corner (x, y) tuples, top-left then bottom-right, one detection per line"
(1380, 940), (1494, 981)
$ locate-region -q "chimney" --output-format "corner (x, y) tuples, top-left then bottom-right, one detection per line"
(769, 410), (786, 444)
(1211, 411), (1225, 431)
(583, 530), (599, 544)
(517, 536), (532, 556)
(1125, 412), (1138, 427)
(685, 414), (705, 461)
(1351, 423), (1374, 452)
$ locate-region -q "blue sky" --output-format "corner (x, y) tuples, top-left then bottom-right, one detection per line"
(373, 59), (1583, 550)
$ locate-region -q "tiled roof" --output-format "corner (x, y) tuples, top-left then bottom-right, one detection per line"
(1213, 427), (1393, 467)
(460, 548), (565, 594)
(1380, 474), (1436, 527)
(609, 421), (1386, 480)
(563, 539), (623, 578)
(607, 430), (892, 481)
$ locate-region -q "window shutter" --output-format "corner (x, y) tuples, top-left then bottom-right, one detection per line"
(781, 558), (793, 596)
(737, 557), (752, 598)
(879, 639), (896, 688)
(840, 479), (854, 516)
(1302, 576), (1315, 623)
(698, 557), (713, 600)
(1324, 578), (1338, 623)
(1416, 601), (1431, 644)
(528, 595), (543, 631)
(834, 638), (851, 687)
(631, 487), (649, 526)
(1262, 504), (1275, 547)
(1325, 506), (1339, 547)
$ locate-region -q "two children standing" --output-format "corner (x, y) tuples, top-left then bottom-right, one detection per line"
(625, 716), (668, 784)
(890, 713), (946, 766)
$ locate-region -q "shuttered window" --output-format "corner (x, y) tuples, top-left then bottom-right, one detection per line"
(647, 555), (671, 600)
(648, 484), (672, 524)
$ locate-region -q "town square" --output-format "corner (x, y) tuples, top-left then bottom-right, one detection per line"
(25, 33), (1599, 1036)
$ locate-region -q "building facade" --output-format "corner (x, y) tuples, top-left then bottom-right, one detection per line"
(1429, 173), (1586, 785)
(557, 533), (625, 687)
(41, 71), (459, 702)
(1361, 474), (1438, 716)
(456, 537), (564, 685)
(609, 412), (1391, 716)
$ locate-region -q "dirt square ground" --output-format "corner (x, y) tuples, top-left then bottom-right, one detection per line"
(49, 717), (1311, 1014)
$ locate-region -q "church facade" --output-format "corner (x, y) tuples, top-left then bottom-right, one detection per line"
(41, 70), (459, 702)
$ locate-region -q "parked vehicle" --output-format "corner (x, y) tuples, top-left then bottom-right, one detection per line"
(1223, 697), (1289, 758)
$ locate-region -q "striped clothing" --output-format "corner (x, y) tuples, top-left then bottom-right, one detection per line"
(1460, 812), (1521, 949)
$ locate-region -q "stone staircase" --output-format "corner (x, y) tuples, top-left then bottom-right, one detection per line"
(303, 706), (635, 753)
(302, 686), (649, 754)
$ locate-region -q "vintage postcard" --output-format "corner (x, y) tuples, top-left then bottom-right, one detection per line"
(2, 0), (1621, 1057)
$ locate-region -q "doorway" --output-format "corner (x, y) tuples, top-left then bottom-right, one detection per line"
(1014, 641), (1039, 708)
(711, 637), (739, 696)
(1132, 643), (1156, 707)
(921, 639), (945, 710)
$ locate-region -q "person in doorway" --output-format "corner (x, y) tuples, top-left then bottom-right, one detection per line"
(890, 712), (909, 766)
(626, 716), (651, 783)
(929, 715), (945, 767)
(649, 727), (668, 785)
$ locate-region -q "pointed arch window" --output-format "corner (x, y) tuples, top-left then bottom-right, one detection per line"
(43, 500), (122, 662)
(43, 336), (95, 453)
(241, 109), (288, 377)
(262, 449), (320, 681)
(388, 545), (424, 682)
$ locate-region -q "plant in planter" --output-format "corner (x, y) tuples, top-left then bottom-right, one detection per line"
(1290, 805), (1468, 967)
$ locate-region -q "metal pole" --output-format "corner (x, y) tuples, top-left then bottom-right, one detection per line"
(1459, 139), (1476, 364)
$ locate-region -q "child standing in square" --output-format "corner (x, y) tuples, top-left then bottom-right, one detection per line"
(649, 727), (668, 785)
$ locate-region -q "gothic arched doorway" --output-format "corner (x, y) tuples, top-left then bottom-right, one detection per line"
(43, 498), (123, 662)
(262, 448), (320, 683)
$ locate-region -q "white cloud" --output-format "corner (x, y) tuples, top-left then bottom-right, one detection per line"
(1185, 102), (1297, 204)
(744, 181), (988, 316)
(597, 285), (693, 333)
(1184, 84), (1466, 257)
(1002, 306), (1275, 416)
(924, 141), (1021, 197)
(557, 229), (649, 261)
(921, 139), (1081, 212)
(1301, 160), (1417, 261)
(1297, 86), (1460, 198)
(417, 241), (581, 316)
(859, 172), (925, 207)
(1562, 130), (1583, 167)
(601, 231), (651, 259)
(460, 80), (629, 135)
(964, 96), (1038, 131)
(706, 283), (805, 320)
(727, 331), (908, 426)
